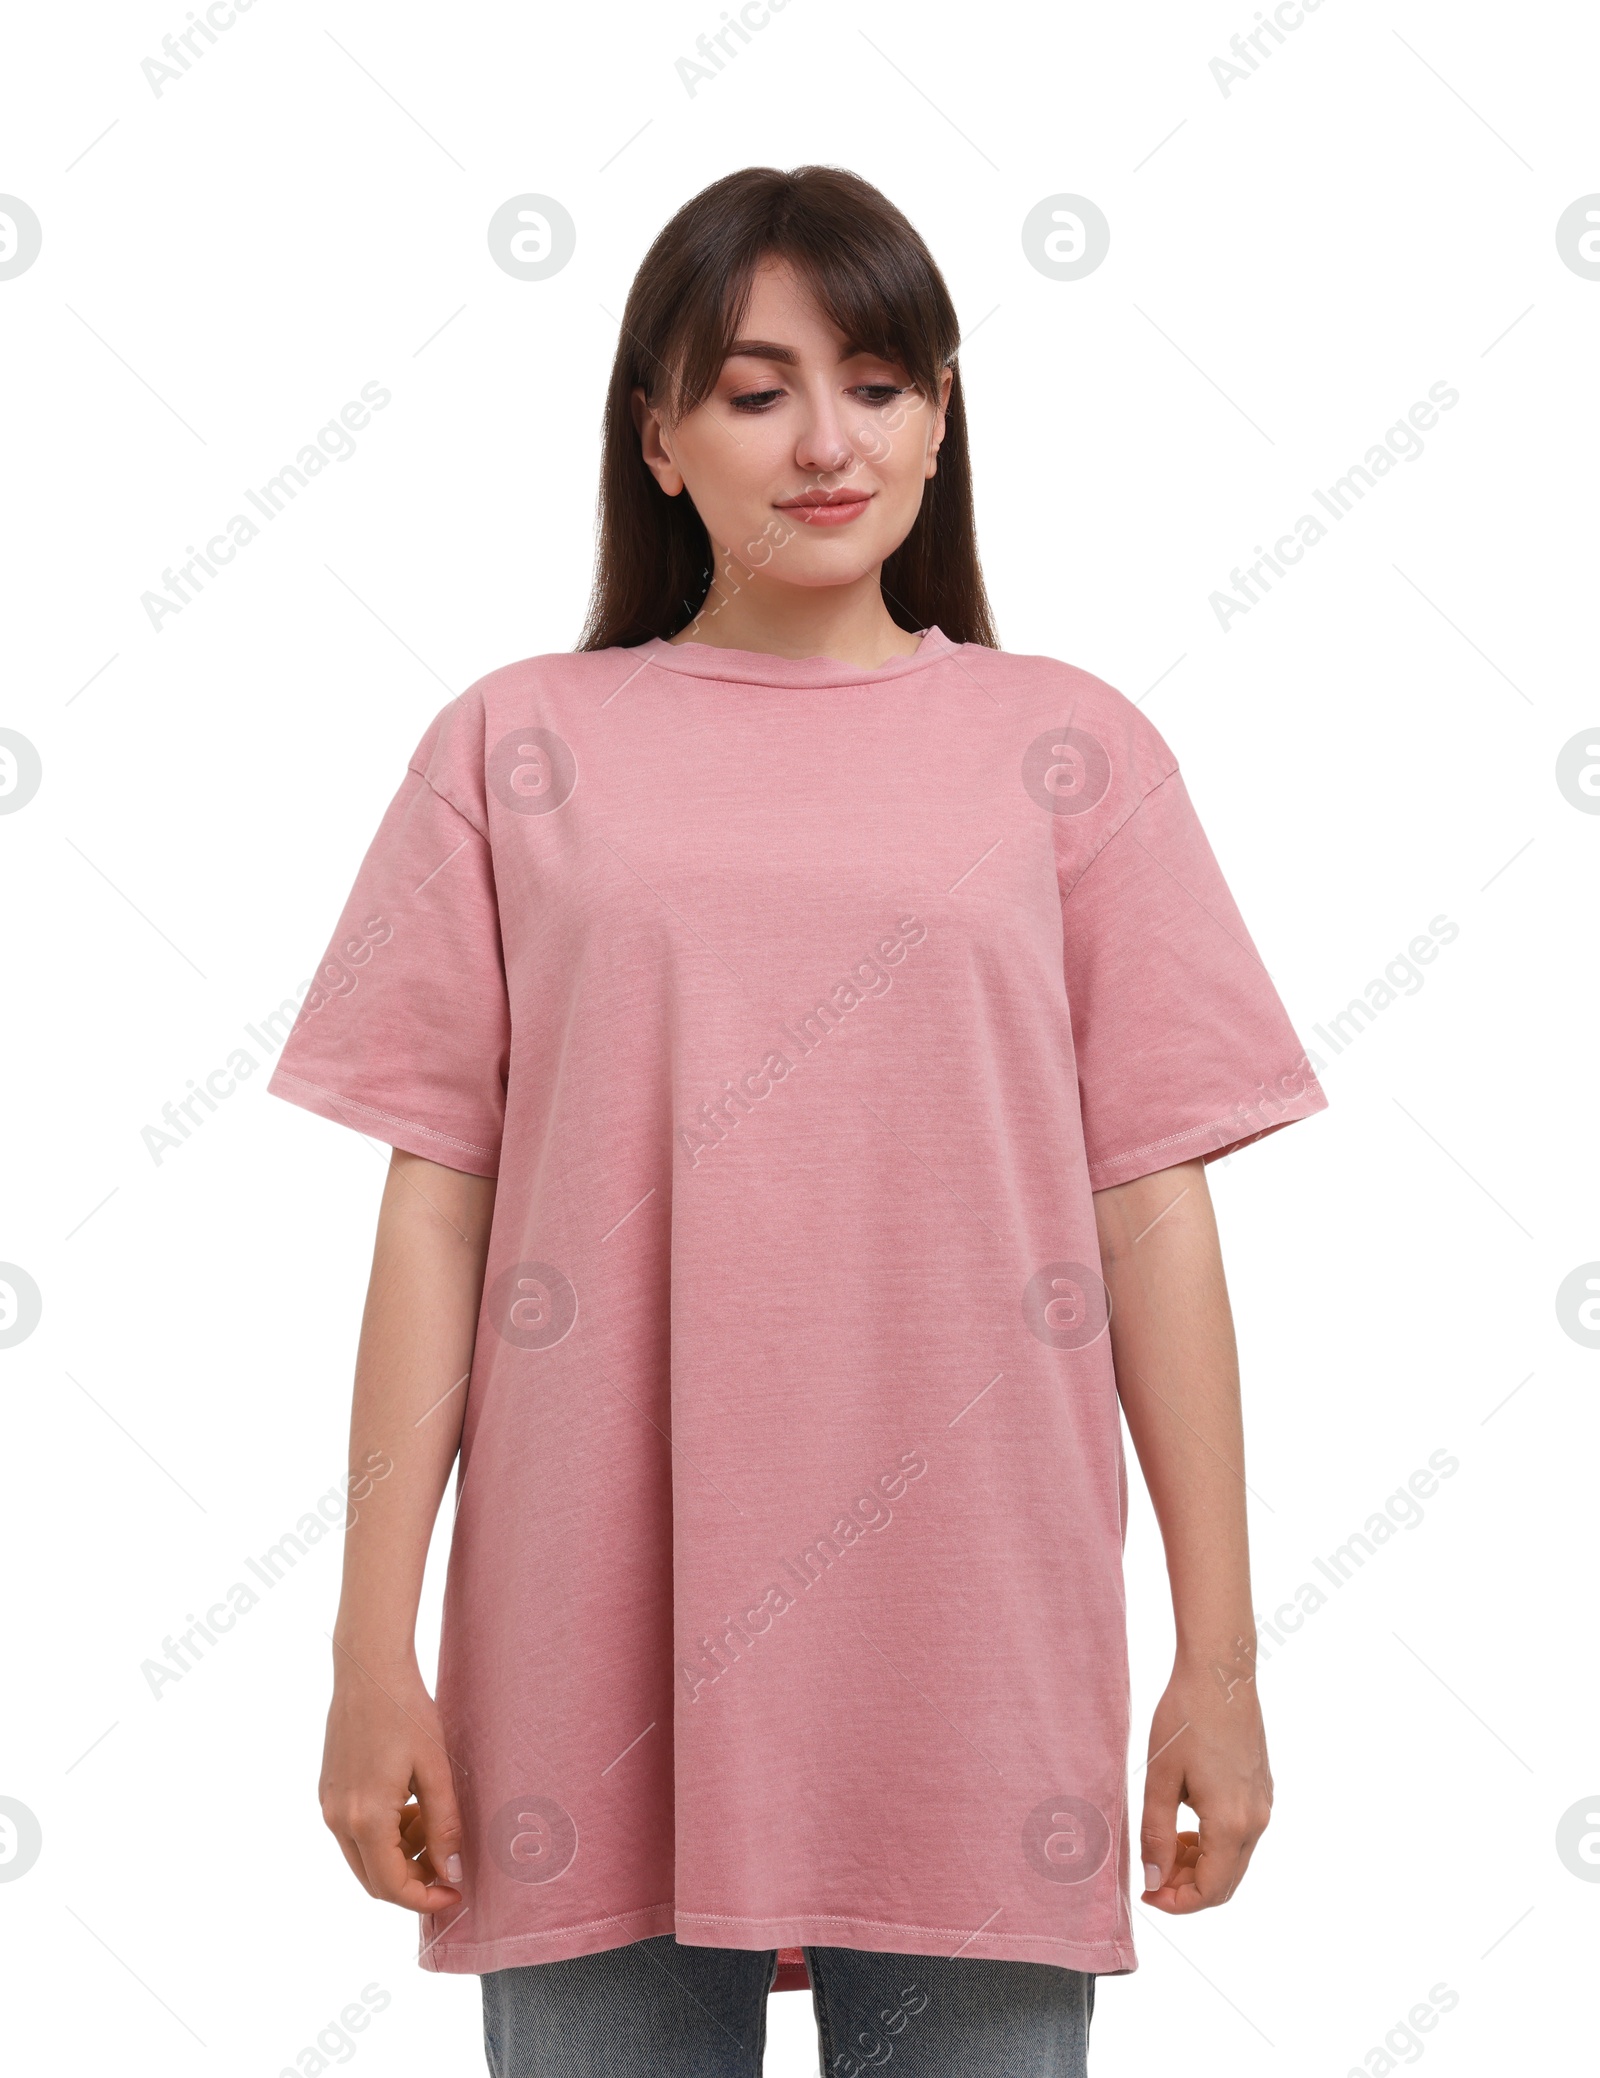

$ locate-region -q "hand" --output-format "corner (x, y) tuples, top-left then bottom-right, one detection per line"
(320, 1647), (464, 1915)
(1139, 1644), (1272, 1914)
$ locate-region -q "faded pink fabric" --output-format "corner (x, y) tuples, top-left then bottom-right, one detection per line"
(268, 627), (1326, 1984)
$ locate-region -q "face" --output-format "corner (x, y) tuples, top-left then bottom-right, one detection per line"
(632, 258), (952, 605)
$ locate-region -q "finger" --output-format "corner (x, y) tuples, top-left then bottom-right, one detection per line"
(1144, 1828), (1199, 1911)
(397, 1801), (455, 1895)
(1174, 1813), (1250, 1912)
(348, 1801), (461, 1913)
(1139, 1773), (1182, 1897)
(398, 1800), (436, 1885)
(413, 1756), (466, 1892)
(1206, 1791), (1272, 1905)
(329, 1826), (376, 1897)
(354, 1826), (457, 1911)
(1216, 1811), (1268, 1900)
(398, 1799), (428, 1857)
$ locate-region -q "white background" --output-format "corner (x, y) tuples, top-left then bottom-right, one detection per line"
(2, 0), (1596, 2071)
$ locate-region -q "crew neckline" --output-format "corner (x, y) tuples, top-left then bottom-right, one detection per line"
(635, 625), (955, 688)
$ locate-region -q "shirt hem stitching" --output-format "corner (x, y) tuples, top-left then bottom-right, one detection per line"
(676, 1908), (1124, 1951)
(420, 1905), (1135, 1975)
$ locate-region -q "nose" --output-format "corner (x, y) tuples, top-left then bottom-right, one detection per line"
(792, 388), (855, 478)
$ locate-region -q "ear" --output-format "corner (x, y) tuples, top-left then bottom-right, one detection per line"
(631, 385), (684, 497)
(925, 364), (954, 480)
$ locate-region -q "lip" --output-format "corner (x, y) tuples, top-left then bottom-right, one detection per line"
(774, 489), (874, 526)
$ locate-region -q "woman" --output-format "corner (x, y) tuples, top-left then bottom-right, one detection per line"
(268, 164), (1327, 2077)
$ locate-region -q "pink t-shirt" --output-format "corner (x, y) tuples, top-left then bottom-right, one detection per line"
(268, 626), (1326, 1987)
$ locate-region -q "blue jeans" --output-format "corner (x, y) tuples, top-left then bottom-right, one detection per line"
(482, 1935), (1095, 2076)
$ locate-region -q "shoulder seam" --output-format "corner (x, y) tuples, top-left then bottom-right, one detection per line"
(1058, 764), (1182, 907)
(408, 760), (489, 843)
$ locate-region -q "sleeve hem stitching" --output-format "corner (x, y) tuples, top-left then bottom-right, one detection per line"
(271, 1068), (500, 1162)
(1086, 1089), (1326, 1185)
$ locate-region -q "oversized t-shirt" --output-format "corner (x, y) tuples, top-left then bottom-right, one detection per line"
(267, 626), (1326, 1988)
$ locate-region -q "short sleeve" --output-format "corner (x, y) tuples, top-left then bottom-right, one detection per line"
(1062, 769), (1327, 1190)
(266, 708), (510, 1178)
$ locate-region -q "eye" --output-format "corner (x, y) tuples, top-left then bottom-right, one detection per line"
(729, 387), (784, 413)
(852, 384), (909, 407)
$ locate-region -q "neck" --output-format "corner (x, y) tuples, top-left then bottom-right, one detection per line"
(669, 571), (922, 670)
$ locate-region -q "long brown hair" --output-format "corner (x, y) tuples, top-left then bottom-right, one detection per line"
(578, 165), (997, 652)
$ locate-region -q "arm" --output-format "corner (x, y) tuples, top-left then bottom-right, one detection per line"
(1092, 1155), (1272, 1914)
(319, 1147), (496, 1916)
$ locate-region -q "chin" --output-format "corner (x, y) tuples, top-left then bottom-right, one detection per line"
(779, 531), (900, 583)
(782, 556), (881, 589)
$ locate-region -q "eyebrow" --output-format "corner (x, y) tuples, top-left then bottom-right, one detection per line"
(725, 338), (798, 365)
(724, 338), (885, 367)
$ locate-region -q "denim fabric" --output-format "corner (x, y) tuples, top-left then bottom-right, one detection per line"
(482, 1934), (1094, 2076)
